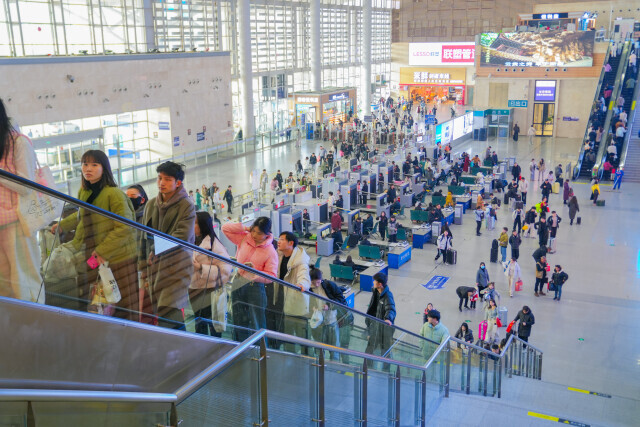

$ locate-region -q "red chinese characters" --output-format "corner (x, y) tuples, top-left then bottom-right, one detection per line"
(441, 45), (475, 63)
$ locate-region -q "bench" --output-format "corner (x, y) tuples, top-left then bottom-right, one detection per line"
(447, 185), (466, 196)
(329, 263), (356, 282)
(410, 209), (430, 223)
(431, 195), (446, 206)
(460, 176), (476, 185)
(358, 244), (383, 260)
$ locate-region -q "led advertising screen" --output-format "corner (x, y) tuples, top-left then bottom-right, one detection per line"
(452, 116), (465, 141)
(409, 42), (476, 66)
(534, 80), (557, 102)
(479, 31), (595, 67)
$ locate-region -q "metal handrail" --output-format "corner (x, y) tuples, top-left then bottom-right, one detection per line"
(593, 41), (633, 174)
(616, 63), (640, 170)
(0, 389), (176, 403)
(174, 329), (267, 403)
(0, 168), (433, 344)
(573, 42), (613, 179)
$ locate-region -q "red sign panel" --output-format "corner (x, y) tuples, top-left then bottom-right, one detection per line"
(441, 45), (475, 63)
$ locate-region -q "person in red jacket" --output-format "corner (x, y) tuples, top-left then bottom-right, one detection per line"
(222, 216), (278, 341)
(331, 211), (343, 232)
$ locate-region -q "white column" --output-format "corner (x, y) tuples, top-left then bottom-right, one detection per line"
(361, 0), (372, 116)
(237, 0), (255, 139)
(310, 0), (322, 91)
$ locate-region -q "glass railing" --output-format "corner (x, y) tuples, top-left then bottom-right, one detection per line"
(0, 168), (444, 372)
(573, 41), (613, 179)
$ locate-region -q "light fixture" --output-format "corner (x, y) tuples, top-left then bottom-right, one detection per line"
(66, 74), (75, 83)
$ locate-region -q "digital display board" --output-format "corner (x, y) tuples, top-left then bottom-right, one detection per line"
(534, 80), (557, 102)
(479, 31), (595, 67)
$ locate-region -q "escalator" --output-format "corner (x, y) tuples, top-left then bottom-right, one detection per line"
(0, 169), (543, 424)
(574, 41), (628, 179)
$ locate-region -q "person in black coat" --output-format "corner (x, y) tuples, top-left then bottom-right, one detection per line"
(361, 181), (369, 205)
(454, 322), (474, 345)
(376, 212), (389, 240)
(537, 217), (549, 247)
(387, 185), (397, 204)
(540, 179), (552, 201)
(512, 163), (522, 181)
(513, 306), (535, 343)
(363, 214), (374, 236)
(456, 286), (477, 311)
(365, 273), (396, 370)
(223, 185), (234, 213)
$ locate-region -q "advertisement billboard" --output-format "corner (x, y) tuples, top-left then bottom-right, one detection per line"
(479, 31), (595, 67)
(534, 80), (557, 102)
(409, 42), (476, 66)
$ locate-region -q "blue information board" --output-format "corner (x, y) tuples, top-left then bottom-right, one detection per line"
(424, 115), (436, 124)
(422, 275), (449, 290)
(507, 100), (528, 108)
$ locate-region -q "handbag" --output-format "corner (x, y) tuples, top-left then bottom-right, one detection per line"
(88, 263), (120, 316)
(16, 135), (64, 236)
(506, 320), (516, 334)
(496, 317), (503, 328)
(515, 280), (523, 292)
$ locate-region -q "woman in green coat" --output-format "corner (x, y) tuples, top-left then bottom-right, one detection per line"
(54, 150), (137, 319)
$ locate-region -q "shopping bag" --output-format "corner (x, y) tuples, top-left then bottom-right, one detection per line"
(496, 317), (503, 327)
(310, 308), (324, 329)
(211, 287), (228, 333)
(98, 263), (121, 304)
(515, 280), (523, 292)
(42, 244), (78, 281)
(506, 320), (516, 334)
(522, 224), (529, 231)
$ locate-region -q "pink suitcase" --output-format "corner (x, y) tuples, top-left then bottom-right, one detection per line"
(478, 320), (488, 341)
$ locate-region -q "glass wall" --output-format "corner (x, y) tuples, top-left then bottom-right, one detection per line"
(2, 0), (392, 135)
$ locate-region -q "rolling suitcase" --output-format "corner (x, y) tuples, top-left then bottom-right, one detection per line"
(557, 177), (564, 187)
(576, 217), (581, 225)
(498, 307), (508, 327)
(478, 320), (488, 342)
(548, 237), (557, 253)
(503, 193), (509, 204)
(552, 182), (560, 193)
(490, 239), (499, 263)
(596, 200), (605, 206)
(446, 249), (457, 265)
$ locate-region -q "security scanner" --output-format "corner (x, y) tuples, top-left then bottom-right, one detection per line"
(241, 201), (255, 215)
(375, 193), (390, 217)
(349, 158), (358, 168)
(454, 205), (463, 225)
(293, 190), (313, 204)
(346, 209), (360, 234)
(400, 193), (414, 208)
(341, 183), (357, 210)
(398, 181), (410, 195)
(274, 191), (289, 207)
(321, 177), (339, 195)
(431, 221), (442, 244)
(310, 183), (322, 199)
(241, 212), (257, 227)
(313, 201), (329, 223)
(316, 224), (334, 256)
(349, 171), (362, 184)
(336, 170), (349, 181)
(281, 209), (303, 235)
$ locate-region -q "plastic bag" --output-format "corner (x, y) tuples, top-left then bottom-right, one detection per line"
(99, 262), (121, 304)
(42, 244), (78, 281)
(309, 308), (324, 329)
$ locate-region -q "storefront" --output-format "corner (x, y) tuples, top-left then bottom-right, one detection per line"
(398, 67), (466, 105)
(292, 88), (357, 126)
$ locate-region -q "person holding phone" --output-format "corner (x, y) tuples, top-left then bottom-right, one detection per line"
(54, 150), (136, 318)
(222, 216), (278, 341)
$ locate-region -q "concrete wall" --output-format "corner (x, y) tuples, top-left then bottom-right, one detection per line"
(0, 52), (233, 156)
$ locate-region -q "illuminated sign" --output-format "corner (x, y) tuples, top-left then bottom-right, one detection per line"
(413, 72), (463, 85)
(533, 13), (568, 19)
(328, 92), (349, 102)
(534, 81), (556, 102)
(409, 42), (476, 66)
(297, 97), (319, 104)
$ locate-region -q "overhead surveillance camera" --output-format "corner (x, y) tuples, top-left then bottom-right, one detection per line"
(67, 74), (75, 83)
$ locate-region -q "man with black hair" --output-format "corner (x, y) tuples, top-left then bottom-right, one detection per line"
(276, 231), (311, 354)
(302, 208), (311, 235)
(420, 309), (450, 359)
(551, 265), (569, 301)
(223, 185), (233, 213)
(365, 273), (396, 369)
(141, 161), (195, 330)
(513, 306), (535, 343)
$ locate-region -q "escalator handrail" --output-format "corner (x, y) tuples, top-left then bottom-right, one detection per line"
(0, 168), (438, 346)
(593, 40), (633, 174)
(0, 389), (176, 403)
(615, 63), (640, 170)
(573, 41), (613, 179)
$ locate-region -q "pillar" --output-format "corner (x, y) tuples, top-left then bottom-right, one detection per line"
(237, 0), (255, 139)
(361, 0), (372, 116)
(310, 0), (322, 91)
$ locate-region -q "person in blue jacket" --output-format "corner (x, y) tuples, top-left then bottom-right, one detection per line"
(613, 167), (624, 190)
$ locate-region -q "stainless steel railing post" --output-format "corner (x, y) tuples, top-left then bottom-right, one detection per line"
(257, 337), (269, 427)
(311, 351), (325, 426)
(445, 340), (451, 398)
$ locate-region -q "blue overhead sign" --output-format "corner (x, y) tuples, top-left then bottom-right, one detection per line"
(159, 121), (170, 130)
(422, 275), (449, 290)
(425, 114), (436, 124)
(328, 91), (349, 101)
(508, 100), (528, 108)
(196, 132), (205, 141)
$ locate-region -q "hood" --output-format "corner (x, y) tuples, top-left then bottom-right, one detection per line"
(278, 245), (310, 268)
(158, 185), (190, 212)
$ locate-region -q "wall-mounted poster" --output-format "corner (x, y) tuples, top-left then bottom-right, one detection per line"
(479, 31), (595, 67)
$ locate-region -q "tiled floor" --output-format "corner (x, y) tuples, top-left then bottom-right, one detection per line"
(150, 108), (640, 417)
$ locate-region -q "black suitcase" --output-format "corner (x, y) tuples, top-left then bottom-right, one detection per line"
(557, 177), (564, 187)
(490, 239), (499, 263)
(446, 249), (457, 265)
(503, 193), (509, 204)
(576, 217), (581, 225)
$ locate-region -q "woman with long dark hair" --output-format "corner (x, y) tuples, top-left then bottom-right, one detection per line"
(0, 98), (43, 303)
(54, 149), (137, 319)
(189, 211), (232, 336)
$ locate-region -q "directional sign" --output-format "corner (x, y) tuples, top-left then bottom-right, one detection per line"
(508, 100), (528, 108)
(424, 114), (436, 124)
(422, 275), (449, 290)
(363, 115), (373, 123)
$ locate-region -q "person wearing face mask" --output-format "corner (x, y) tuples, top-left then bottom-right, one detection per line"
(55, 150), (137, 319)
(126, 184), (148, 223)
(223, 216), (278, 342)
(476, 262), (490, 298)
